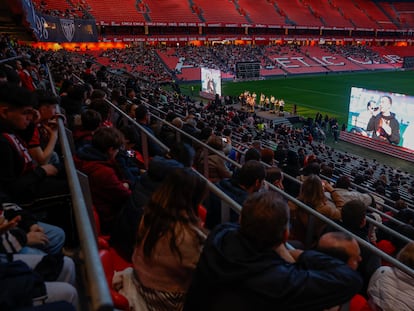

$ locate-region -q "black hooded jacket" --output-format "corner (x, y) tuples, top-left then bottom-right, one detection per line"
(184, 223), (362, 311)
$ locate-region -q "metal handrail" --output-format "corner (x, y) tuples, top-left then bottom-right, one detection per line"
(47, 66), (113, 311)
(266, 181), (414, 278)
(0, 55), (23, 64)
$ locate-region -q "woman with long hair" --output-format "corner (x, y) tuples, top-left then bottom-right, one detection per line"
(288, 174), (341, 248)
(132, 168), (208, 311)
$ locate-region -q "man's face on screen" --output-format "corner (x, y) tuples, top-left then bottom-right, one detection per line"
(380, 97), (391, 113)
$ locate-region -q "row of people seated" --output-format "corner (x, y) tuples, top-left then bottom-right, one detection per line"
(0, 83), (78, 310)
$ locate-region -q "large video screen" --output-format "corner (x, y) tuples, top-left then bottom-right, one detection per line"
(347, 87), (414, 150)
(201, 67), (221, 97)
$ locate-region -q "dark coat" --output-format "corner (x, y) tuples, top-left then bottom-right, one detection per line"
(184, 223), (362, 311)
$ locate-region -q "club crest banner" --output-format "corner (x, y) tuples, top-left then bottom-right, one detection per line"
(60, 19), (76, 42)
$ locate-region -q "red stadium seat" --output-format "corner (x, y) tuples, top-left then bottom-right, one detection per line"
(99, 249), (132, 310)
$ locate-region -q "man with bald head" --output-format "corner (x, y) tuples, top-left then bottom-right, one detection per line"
(317, 232), (370, 311)
(318, 231), (362, 271)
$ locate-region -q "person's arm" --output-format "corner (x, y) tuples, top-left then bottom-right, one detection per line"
(388, 119), (400, 144)
(3, 203), (37, 232)
(327, 187), (345, 210)
(28, 124), (58, 165)
(213, 156), (232, 179)
(93, 166), (132, 201)
(366, 115), (376, 132)
(285, 250), (363, 310)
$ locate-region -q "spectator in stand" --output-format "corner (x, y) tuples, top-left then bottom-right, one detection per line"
(135, 104), (163, 157)
(317, 232), (373, 311)
(196, 135), (232, 183)
(81, 61), (96, 85)
(205, 160), (266, 229)
(0, 83), (68, 204)
(89, 98), (112, 128)
(325, 175), (374, 210)
(181, 115), (200, 145)
(115, 102), (138, 130)
(184, 191), (362, 311)
(261, 147), (275, 166)
(288, 174), (341, 249)
(132, 168), (208, 311)
(158, 112), (180, 149)
(74, 127), (131, 235)
(0, 256), (78, 309)
(16, 60), (37, 91)
(0, 212), (78, 309)
(265, 167), (284, 191)
(368, 241), (414, 311)
(335, 200), (381, 294)
(0, 198), (65, 256)
(332, 122), (340, 143)
(60, 84), (88, 129)
(72, 109), (102, 151)
(110, 142), (196, 261)
(25, 90), (61, 166)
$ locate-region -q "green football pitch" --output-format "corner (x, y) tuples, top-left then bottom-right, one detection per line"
(221, 70), (414, 126)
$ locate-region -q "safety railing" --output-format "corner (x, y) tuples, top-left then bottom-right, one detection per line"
(47, 66), (113, 311)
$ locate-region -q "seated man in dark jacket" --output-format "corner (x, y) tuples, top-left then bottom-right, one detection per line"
(0, 83), (68, 204)
(205, 160), (266, 229)
(184, 191), (362, 311)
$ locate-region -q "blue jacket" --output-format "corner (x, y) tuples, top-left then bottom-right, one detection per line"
(184, 223), (362, 311)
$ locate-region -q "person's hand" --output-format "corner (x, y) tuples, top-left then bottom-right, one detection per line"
(27, 231), (49, 246)
(274, 243), (298, 263)
(30, 224), (44, 233)
(322, 180), (333, 193)
(40, 164), (58, 176)
(54, 113), (66, 124)
(0, 216), (21, 234)
(42, 123), (59, 137)
(380, 121), (392, 135)
(289, 249), (304, 261)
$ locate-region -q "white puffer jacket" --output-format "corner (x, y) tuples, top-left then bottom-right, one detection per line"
(368, 266), (414, 311)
